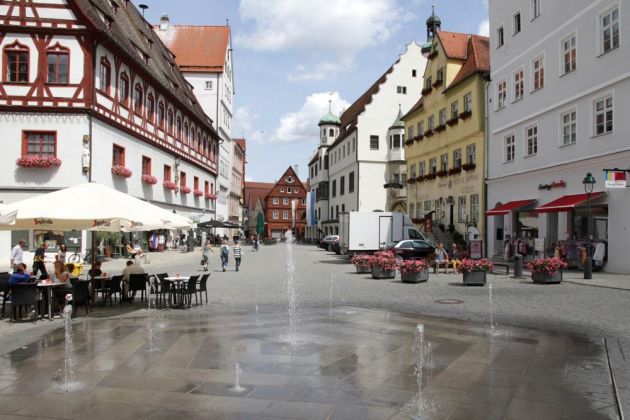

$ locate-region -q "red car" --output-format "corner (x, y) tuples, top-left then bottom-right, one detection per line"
(386, 240), (435, 260)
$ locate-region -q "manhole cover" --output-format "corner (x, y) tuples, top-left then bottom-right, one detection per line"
(434, 299), (465, 305)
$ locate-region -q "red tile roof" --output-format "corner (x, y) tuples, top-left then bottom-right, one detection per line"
(444, 35), (490, 92)
(156, 25), (229, 73)
(244, 182), (274, 211)
(234, 138), (246, 153)
(436, 31), (470, 60)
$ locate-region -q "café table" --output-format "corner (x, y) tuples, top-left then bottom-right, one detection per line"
(163, 276), (190, 308)
(36, 281), (68, 320)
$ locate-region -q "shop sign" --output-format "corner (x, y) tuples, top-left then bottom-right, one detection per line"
(538, 180), (566, 191)
(534, 239), (545, 252)
(604, 170), (627, 189)
(469, 240), (483, 259)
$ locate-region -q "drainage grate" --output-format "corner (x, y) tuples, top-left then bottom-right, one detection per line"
(434, 299), (465, 305)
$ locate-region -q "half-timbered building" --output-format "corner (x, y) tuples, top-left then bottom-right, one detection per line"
(0, 0), (220, 259)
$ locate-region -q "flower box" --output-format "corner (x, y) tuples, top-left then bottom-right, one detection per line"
(180, 186), (191, 194)
(163, 181), (178, 191)
(111, 165), (132, 178)
(371, 266), (395, 279)
(425, 173), (437, 180)
(532, 271), (563, 284)
(193, 189), (204, 197)
(428, 51), (438, 60)
(406, 178), (417, 184)
(448, 167), (462, 175)
(205, 193), (217, 200)
(401, 269), (429, 283)
(436, 170), (448, 178)
(424, 130), (434, 138)
(141, 174), (158, 185)
(435, 124), (446, 133)
(446, 117), (459, 126)
(462, 163), (477, 171)
(459, 110), (472, 120)
(405, 139), (414, 146)
(416, 175), (426, 182)
(351, 254), (372, 274)
(463, 270), (487, 286)
(421, 87), (433, 95)
(16, 156), (62, 168)
(415, 135), (424, 142)
(432, 79), (443, 88)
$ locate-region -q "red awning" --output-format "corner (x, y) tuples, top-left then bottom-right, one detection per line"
(535, 192), (606, 213)
(486, 199), (537, 216)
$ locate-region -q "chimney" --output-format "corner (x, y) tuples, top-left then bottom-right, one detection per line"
(159, 14), (169, 31)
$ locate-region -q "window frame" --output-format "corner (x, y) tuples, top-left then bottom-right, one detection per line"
(467, 144), (476, 164)
(283, 210), (289, 220)
(273, 210), (279, 220)
(531, 0), (541, 21)
(599, 3), (620, 56)
(112, 144), (125, 167)
(504, 133), (516, 163)
(3, 41), (29, 84)
(593, 92), (614, 137)
(453, 148), (462, 168)
(349, 171), (355, 193)
(273, 197), (279, 205)
(46, 44), (70, 85)
(146, 93), (155, 122)
(118, 72), (130, 107)
(458, 196), (467, 223)
(369, 135), (379, 150)
(524, 123), (538, 157)
(22, 131), (57, 159)
(464, 93), (473, 113)
(513, 10), (522, 35)
(559, 107), (577, 146)
(513, 68), (524, 102)
(497, 80), (507, 109)
(99, 56), (111, 95)
(496, 25), (505, 48)
(470, 194), (479, 223)
(283, 197), (289, 205)
(532, 55), (545, 91)
(450, 101), (459, 120)
(560, 31), (577, 76)
(164, 164), (172, 182)
(141, 156), (151, 176)
(133, 83), (143, 115)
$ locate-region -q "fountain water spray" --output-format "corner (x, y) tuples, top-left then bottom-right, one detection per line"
(145, 280), (159, 352)
(231, 362), (246, 393)
(285, 229), (299, 346)
(328, 273), (334, 318)
(413, 324), (426, 420)
(62, 301), (74, 392)
(489, 283), (495, 336)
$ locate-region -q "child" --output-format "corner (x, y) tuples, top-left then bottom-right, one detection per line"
(233, 240), (242, 272)
(220, 240), (230, 272)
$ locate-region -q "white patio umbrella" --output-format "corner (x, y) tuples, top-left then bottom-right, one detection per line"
(0, 182), (192, 231)
(0, 204), (17, 225)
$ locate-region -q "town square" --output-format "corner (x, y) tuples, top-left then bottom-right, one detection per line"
(0, 0), (628, 419)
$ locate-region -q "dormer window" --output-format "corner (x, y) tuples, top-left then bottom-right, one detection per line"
(46, 44), (69, 84)
(3, 41), (29, 83)
(118, 72), (129, 106)
(133, 83), (143, 114)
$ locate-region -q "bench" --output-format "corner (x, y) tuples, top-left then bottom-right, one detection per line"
(491, 262), (510, 275)
(433, 260), (450, 274)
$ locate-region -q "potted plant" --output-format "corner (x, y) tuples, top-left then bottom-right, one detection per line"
(462, 163), (476, 171)
(205, 192), (217, 200)
(460, 258), (494, 286)
(398, 259), (429, 283)
(111, 165), (132, 178)
(527, 257), (568, 284)
(180, 186), (191, 194)
(193, 189), (204, 197)
(163, 181), (178, 191)
(351, 254), (372, 274)
(141, 174), (158, 185)
(371, 251), (397, 279)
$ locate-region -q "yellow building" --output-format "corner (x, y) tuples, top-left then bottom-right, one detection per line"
(403, 15), (489, 241)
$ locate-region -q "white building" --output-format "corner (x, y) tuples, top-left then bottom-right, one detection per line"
(0, 0), (220, 266)
(156, 17), (235, 231)
(486, 0), (629, 273)
(308, 43), (425, 236)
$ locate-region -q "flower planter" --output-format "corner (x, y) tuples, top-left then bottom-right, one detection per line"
(141, 174), (158, 185)
(371, 266), (395, 279)
(532, 271), (563, 284)
(16, 156), (62, 168)
(193, 190), (204, 197)
(163, 181), (178, 191)
(463, 270), (486, 286)
(355, 265), (371, 274)
(180, 187), (191, 194)
(111, 165), (132, 178)
(401, 268), (429, 284)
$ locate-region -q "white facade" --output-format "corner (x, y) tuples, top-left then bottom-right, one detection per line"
(322, 42), (425, 234)
(487, 0), (630, 273)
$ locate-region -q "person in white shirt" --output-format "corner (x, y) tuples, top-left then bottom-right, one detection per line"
(121, 260), (146, 300)
(10, 239), (26, 272)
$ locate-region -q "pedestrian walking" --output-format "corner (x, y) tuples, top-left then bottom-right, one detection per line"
(32, 242), (48, 279)
(233, 240), (242, 271)
(252, 234), (259, 252)
(202, 240), (214, 271)
(9, 239), (25, 272)
(220, 240), (230, 272)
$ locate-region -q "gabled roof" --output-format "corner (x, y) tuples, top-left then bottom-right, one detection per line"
(244, 182), (274, 211)
(435, 31), (470, 60)
(73, 0), (216, 134)
(155, 25), (230, 73)
(444, 35), (490, 92)
(234, 138), (246, 153)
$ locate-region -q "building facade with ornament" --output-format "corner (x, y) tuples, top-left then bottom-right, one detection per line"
(403, 10), (489, 245)
(486, 0), (630, 273)
(307, 42), (426, 237)
(155, 16), (235, 232)
(0, 0), (220, 265)
(264, 167), (307, 239)
(229, 138), (245, 231)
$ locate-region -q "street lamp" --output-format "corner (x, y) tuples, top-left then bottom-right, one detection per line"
(582, 172), (596, 279)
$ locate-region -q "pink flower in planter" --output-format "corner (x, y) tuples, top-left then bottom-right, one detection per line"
(398, 259), (428, 275)
(141, 174), (158, 185)
(163, 181), (178, 191)
(193, 189), (204, 197)
(527, 257), (568, 276)
(16, 156), (62, 168)
(371, 251), (398, 272)
(460, 258), (494, 273)
(351, 254), (373, 269)
(180, 186), (191, 194)
(111, 165), (132, 178)
(204, 192), (217, 200)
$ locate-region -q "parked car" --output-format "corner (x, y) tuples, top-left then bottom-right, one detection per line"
(386, 240), (435, 260)
(330, 238), (341, 255)
(319, 235), (339, 250)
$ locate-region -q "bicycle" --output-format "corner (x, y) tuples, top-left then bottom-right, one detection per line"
(67, 249), (93, 264)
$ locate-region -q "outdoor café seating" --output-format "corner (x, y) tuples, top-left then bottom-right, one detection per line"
(9, 283), (41, 323)
(0, 273), (9, 318)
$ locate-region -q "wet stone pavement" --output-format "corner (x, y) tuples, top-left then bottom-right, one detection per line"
(0, 307), (621, 419)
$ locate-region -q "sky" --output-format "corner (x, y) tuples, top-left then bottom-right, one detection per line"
(140, 0), (489, 183)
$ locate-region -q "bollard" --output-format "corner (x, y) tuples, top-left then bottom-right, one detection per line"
(513, 254), (523, 278)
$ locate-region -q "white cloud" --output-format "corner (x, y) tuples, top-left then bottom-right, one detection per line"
(478, 18), (489, 36)
(271, 92), (349, 143)
(232, 106), (266, 142)
(236, 0), (406, 80)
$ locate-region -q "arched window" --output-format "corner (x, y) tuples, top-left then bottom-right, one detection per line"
(190, 128), (196, 146)
(157, 102), (165, 129)
(3, 41), (29, 83)
(133, 83), (143, 114)
(176, 116), (182, 140)
(202, 139), (207, 157)
(146, 94), (155, 122)
(118, 72), (129, 106)
(167, 110), (174, 134)
(329, 128), (334, 137)
(183, 122), (189, 144)
(46, 43), (69, 84)
(99, 56), (111, 94)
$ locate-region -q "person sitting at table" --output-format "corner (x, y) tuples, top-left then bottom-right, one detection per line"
(51, 261), (73, 312)
(88, 261), (103, 279)
(9, 263), (31, 284)
(122, 260), (145, 300)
